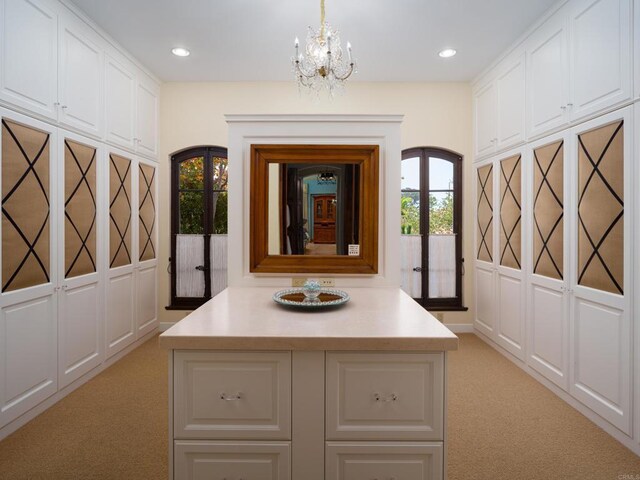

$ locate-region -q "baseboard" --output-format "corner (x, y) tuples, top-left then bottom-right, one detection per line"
(473, 328), (640, 457)
(159, 322), (174, 332)
(444, 323), (474, 333)
(0, 327), (159, 442)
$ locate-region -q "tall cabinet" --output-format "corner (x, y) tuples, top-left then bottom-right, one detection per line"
(0, 0), (159, 439)
(473, 0), (638, 453)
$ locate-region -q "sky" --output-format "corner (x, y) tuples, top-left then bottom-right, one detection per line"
(401, 156), (453, 192)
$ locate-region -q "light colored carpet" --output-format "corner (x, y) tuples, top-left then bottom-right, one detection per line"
(0, 334), (638, 479)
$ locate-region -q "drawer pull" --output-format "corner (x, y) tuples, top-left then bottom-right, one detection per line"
(373, 393), (398, 402)
(220, 392), (243, 401)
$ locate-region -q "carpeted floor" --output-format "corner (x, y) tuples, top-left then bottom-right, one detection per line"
(0, 333), (639, 479)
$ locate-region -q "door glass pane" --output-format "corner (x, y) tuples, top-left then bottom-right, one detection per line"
(401, 156), (421, 298)
(176, 234), (205, 298)
(428, 234), (456, 298)
(180, 156), (204, 189)
(429, 191), (454, 234)
(429, 157), (453, 190)
(212, 191), (228, 234)
(179, 191), (204, 234)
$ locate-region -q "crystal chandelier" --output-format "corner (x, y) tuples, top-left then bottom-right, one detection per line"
(292, 0), (356, 95)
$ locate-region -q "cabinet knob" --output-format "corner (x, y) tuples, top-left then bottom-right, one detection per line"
(560, 105), (566, 110)
(220, 392), (242, 401)
(374, 393), (398, 402)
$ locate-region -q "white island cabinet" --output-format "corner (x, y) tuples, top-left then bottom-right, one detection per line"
(160, 287), (458, 480)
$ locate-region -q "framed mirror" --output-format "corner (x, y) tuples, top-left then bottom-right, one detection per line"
(250, 144), (379, 274)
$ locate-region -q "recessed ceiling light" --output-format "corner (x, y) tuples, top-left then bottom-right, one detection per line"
(171, 47), (190, 57)
(438, 48), (457, 58)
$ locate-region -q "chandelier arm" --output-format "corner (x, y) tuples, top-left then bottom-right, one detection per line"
(294, 63), (319, 79)
(333, 64), (355, 81)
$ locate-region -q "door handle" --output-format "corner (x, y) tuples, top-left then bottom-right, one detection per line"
(413, 267), (423, 272)
(195, 265), (207, 271)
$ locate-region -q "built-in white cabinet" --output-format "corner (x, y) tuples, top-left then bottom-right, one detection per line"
(526, 0), (632, 140)
(170, 351), (447, 480)
(635, 0), (640, 99)
(105, 148), (158, 359)
(105, 53), (136, 150)
(58, 14), (103, 138)
(0, 0), (160, 155)
(135, 73), (159, 157)
(473, 53), (526, 159)
(526, 8), (570, 139)
(0, 0), (59, 120)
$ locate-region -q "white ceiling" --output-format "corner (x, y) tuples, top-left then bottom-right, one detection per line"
(70, 0), (558, 83)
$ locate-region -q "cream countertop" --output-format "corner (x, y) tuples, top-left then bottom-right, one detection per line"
(159, 287), (458, 351)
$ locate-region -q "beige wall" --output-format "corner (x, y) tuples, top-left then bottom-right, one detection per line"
(159, 82), (473, 324)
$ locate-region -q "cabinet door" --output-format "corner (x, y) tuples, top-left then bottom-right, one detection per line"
(526, 10), (569, 138)
(326, 442), (443, 480)
(136, 160), (157, 337)
(135, 74), (158, 157)
(527, 134), (569, 390)
(105, 53), (136, 150)
(569, 0), (631, 122)
(58, 18), (103, 138)
(0, 0), (58, 120)
(473, 80), (497, 158)
(174, 441), (291, 480)
(635, 0), (640, 100)
(496, 54), (525, 150)
(570, 109), (632, 434)
(105, 150), (136, 358)
(0, 110), (58, 427)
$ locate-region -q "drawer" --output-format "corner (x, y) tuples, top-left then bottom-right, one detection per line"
(174, 441), (291, 480)
(174, 351), (291, 440)
(326, 353), (443, 441)
(326, 442), (443, 480)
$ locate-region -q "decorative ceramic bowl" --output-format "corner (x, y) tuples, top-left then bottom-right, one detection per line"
(302, 280), (322, 300)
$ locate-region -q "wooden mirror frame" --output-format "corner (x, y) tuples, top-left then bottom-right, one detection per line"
(250, 144), (379, 274)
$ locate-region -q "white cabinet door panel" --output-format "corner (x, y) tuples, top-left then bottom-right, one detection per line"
(0, 295), (57, 426)
(136, 265), (157, 337)
(569, 0), (632, 121)
(174, 351), (292, 440)
(135, 75), (158, 157)
(58, 283), (101, 388)
(58, 18), (103, 137)
(475, 266), (495, 336)
(174, 441), (291, 480)
(496, 55), (526, 150)
(473, 81), (497, 158)
(527, 12), (569, 138)
(326, 442), (443, 480)
(105, 272), (135, 358)
(572, 297), (631, 433)
(105, 54), (136, 150)
(0, 0), (58, 119)
(326, 353), (443, 441)
(496, 274), (523, 358)
(529, 284), (567, 388)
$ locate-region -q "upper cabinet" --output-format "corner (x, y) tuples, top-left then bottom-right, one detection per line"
(105, 52), (136, 150)
(473, 53), (526, 159)
(58, 14), (104, 137)
(0, 0), (58, 120)
(568, 0), (631, 120)
(526, 9), (570, 139)
(526, 0), (632, 140)
(135, 73), (159, 157)
(0, 0), (160, 157)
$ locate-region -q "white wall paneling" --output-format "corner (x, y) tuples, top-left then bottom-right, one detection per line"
(526, 130), (571, 390)
(0, 0), (59, 120)
(568, 0), (632, 121)
(634, 102), (640, 445)
(496, 53), (526, 151)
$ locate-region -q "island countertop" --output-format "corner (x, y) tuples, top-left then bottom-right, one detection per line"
(159, 287), (458, 351)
